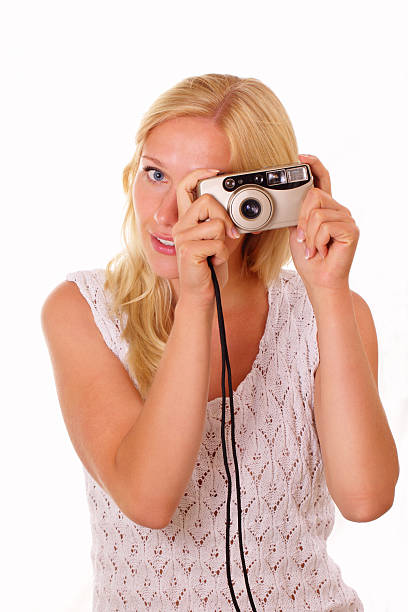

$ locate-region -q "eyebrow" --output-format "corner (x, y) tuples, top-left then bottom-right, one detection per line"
(141, 155), (168, 169)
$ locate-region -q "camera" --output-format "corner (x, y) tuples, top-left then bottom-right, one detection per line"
(196, 162), (313, 234)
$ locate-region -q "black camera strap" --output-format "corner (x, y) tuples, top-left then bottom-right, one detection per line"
(207, 257), (258, 612)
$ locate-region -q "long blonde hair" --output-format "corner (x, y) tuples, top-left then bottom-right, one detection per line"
(105, 73), (298, 399)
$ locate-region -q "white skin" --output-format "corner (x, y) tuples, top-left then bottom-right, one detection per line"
(132, 116), (264, 314)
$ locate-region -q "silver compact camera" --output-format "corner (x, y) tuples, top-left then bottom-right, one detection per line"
(196, 162), (313, 234)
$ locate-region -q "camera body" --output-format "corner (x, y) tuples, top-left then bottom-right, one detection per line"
(196, 162), (313, 234)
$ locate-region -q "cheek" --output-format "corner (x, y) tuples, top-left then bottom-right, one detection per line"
(132, 180), (149, 223)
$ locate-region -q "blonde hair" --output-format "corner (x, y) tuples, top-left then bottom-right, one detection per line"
(105, 73), (298, 399)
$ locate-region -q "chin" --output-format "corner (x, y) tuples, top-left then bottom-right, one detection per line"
(138, 233), (180, 281)
(145, 251), (179, 281)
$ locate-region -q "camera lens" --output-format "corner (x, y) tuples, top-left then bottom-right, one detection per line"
(240, 198), (261, 219)
(254, 174), (264, 184)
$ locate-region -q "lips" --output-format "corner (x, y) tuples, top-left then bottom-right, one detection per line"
(150, 233), (176, 255)
(152, 232), (174, 242)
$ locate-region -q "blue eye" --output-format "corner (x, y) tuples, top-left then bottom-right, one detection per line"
(144, 166), (167, 183)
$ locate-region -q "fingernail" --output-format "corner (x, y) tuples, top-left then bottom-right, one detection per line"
(297, 227), (306, 242)
(299, 154), (315, 159)
(305, 247), (311, 259)
(230, 227), (240, 238)
(207, 168), (220, 173)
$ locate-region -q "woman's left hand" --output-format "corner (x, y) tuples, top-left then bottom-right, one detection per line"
(288, 154), (360, 295)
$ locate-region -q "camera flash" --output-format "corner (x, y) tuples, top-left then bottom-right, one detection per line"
(287, 166), (308, 182)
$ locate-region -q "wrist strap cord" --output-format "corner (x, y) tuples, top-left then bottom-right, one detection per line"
(207, 257), (258, 612)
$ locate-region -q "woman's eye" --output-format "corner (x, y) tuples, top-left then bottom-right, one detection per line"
(144, 166), (167, 184)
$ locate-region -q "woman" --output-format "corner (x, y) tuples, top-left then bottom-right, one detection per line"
(41, 73), (399, 611)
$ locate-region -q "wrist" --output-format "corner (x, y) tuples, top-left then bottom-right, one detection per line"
(306, 284), (353, 319)
(304, 280), (350, 302)
(175, 294), (215, 317)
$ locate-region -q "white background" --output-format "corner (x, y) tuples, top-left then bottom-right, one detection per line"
(1, 0), (407, 610)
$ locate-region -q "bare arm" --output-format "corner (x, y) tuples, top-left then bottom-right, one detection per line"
(115, 297), (215, 527)
(290, 155), (399, 523)
(311, 287), (399, 522)
(42, 280), (216, 531)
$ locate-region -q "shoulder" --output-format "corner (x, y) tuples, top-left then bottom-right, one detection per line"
(349, 290), (378, 345)
(42, 270), (129, 373)
(41, 269), (107, 331)
(52, 269), (111, 317)
(41, 279), (96, 337)
(350, 289), (375, 320)
(65, 268), (107, 300)
(350, 290), (379, 386)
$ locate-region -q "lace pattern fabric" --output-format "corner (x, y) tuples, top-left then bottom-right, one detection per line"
(65, 268), (364, 611)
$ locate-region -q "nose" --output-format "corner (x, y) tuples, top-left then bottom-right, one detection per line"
(153, 188), (178, 228)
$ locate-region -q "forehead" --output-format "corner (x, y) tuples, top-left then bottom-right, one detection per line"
(142, 116), (231, 171)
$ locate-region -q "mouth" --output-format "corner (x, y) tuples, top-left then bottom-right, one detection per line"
(150, 233), (176, 255)
(153, 234), (175, 246)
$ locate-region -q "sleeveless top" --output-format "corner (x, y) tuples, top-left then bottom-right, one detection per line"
(65, 268), (364, 612)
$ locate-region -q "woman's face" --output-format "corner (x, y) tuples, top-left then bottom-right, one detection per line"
(132, 116), (244, 280)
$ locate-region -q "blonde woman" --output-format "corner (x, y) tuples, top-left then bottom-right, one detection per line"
(41, 73), (399, 611)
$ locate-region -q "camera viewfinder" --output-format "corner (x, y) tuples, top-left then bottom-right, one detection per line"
(266, 170), (287, 186)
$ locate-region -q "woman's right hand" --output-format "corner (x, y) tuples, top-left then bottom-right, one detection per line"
(171, 168), (241, 308)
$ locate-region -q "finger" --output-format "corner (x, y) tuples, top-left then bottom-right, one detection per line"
(304, 209), (354, 258)
(296, 187), (350, 241)
(176, 168), (220, 219)
(314, 220), (359, 256)
(174, 192), (240, 240)
(173, 217), (227, 251)
(178, 237), (229, 268)
(298, 154), (332, 195)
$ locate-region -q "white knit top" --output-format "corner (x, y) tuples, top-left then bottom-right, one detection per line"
(66, 268), (364, 611)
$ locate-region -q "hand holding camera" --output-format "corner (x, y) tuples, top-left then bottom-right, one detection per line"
(172, 156), (358, 303)
(288, 154), (360, 297)
(171, 168), (241, 308)
(172, 161), (314, 307)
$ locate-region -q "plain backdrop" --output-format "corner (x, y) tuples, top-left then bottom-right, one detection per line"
(1, 1), (407, 610)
